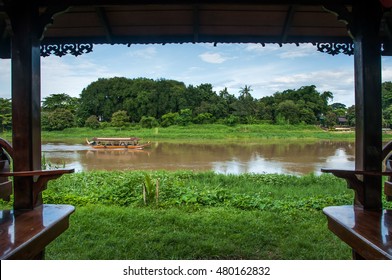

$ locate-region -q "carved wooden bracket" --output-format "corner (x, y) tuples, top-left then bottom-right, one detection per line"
(321, 169), (392, 206)
(0, 169), (74, 207)
(321, 169), (365, 206)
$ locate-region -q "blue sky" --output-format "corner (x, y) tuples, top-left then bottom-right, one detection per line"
(2, 42), (392, 106)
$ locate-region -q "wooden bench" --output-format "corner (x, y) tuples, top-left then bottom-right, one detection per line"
(0, 138), (75, 259)
(322, 142), (392, 259)
(323, 205), (392, 259)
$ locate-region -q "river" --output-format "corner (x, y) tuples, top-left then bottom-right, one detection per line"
(42, 140), (355, 175)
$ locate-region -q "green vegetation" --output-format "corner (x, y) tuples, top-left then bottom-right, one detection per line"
(2, 79), (392, 132)
(19, 123), (367, 143)
(36, 170), (357, 259)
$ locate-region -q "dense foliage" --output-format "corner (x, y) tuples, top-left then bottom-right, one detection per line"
(35, 78), (367, 130)
(75, 78), (334, 127)
(4, 78), (392, 131)
(43, 170), (354, 210)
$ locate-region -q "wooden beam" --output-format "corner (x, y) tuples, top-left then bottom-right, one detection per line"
(281, 5), (296, 43)
(96, 7), (113, 44)
(352, 0), (383, 210)
(7, 5), (42, 210)
(9, 0), (355, 6)
(193, 5), (199, 43)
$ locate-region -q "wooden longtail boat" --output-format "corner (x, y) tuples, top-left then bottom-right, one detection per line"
(86, 137), (151, 150)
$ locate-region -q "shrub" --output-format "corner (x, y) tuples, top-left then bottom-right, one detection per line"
(140, 116), (158, 128)
(85, 115), (100, 129)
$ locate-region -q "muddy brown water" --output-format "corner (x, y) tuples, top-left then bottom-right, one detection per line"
(42, 140), (355, 175)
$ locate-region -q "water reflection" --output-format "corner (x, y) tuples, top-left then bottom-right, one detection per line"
(42, 140), (355, 175)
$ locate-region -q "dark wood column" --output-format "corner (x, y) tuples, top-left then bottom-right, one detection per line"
(352, 1), (383, 210)
(8, 5), (42, 210)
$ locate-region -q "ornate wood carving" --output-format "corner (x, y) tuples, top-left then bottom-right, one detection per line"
(41, 43), (94, 57)
(315, 42), (354, 55)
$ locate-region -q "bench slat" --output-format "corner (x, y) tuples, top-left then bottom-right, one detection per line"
(323, 205), (392, 259)
(0, 204), (75, 260)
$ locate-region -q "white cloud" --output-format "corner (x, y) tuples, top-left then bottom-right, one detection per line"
(278, 44), (318, 59)
(126, 46), (157, 59)
(199, 52), (229, 64)
(245, 43), (281, 53)
(0, 59), (11, 99)
(41, 55), (119, 99)
(244, 43), (318, 59)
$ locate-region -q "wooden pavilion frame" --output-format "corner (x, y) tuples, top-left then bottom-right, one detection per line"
(0, 0), (391, 259)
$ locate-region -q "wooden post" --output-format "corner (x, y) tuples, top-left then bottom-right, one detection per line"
(352, 1), (383, 210)
(8, 5), (42, 210)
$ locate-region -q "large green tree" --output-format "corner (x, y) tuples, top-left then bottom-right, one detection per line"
(0, 98), (12, 132)
(41, 108), (75, 131)
(42, 93), (79, 113)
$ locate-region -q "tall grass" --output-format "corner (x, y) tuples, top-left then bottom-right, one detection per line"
(43, 170), (353, 210)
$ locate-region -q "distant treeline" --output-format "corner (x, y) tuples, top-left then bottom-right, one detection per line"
(2, 77), (392, 131)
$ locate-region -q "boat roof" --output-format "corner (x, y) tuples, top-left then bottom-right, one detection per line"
(92, 137), (141, 141)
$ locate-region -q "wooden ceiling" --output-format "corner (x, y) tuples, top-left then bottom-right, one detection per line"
(41, 4), (351, 45)
(1, 1), (392, 56)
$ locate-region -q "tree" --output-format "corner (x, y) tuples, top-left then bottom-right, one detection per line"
(42, 93), (79, 113)
(140, 116), (158, 128)
(41, 108), (75, 131)
(346, 105), (355, 126)
(111, 110), (129, 128)
(232, 85), (257, 121)
(325, 111), (338, 128)
(299, 108), (317, 124)
(276, 100), (301, 124)
(193, 113), (214, 124)
(0, 98), (12, 132)
(160, 112), (180, 127)
(330, 102), (347, 111)
(177, 109), (193, 126)
(85, 115), (100, 129)
(382, 81), (392, 110)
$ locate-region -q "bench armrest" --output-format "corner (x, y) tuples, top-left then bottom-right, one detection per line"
(0, 168), (74, 206)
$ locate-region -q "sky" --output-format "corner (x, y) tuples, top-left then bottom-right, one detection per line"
(2, 42), (392, 107)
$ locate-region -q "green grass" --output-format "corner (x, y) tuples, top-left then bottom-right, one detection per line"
(42, 171), (354, 210)
(28, 170), (356, 260)
(46, 205), (350, 260)
(1, 124), (364, 144)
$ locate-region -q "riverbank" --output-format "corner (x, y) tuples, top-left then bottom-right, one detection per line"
(1, 124), (364, 143)
(3, 123), (392, 144)
(52, 124), (358, 143)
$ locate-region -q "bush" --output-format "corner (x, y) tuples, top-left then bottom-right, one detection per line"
(85, 115), (100, 129)
(111, 110), (129, 128)
(42, 109), (75, 131)
(223, 115), (240, 126)
(140, 116), (158, 128)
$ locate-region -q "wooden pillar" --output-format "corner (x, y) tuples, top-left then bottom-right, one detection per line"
(8, 5), (42, 210)
(353, 1), (383, 210)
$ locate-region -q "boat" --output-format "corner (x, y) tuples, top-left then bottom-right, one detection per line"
(86, 137), (151, 150)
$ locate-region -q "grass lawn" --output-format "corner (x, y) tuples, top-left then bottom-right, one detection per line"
(35, 171), (357, 260)
(46, 205), (351, 260)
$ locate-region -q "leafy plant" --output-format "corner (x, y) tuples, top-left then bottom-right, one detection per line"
(143, 173), (159, 205)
